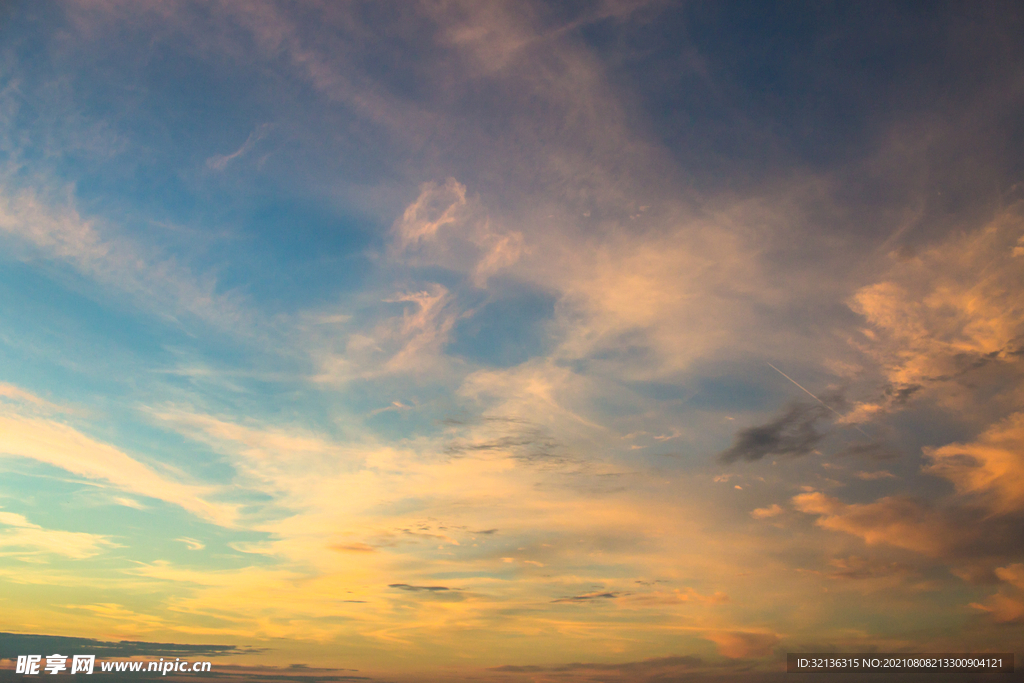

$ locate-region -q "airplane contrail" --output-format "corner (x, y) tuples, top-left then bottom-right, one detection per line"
(766, 362), (870, 437)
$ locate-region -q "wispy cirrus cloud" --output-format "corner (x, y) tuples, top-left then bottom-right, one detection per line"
(0, 393), (234, 527)
(206, 123), (273, 171)
(0, 185), (249, 333)
(0, 510), (115, 560)
(0, 382), (65, 412)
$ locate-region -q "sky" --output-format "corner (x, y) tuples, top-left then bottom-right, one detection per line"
(0, 1), (1023, 681)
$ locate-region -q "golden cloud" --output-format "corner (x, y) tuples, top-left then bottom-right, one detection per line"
(924, 412), (1024, 515)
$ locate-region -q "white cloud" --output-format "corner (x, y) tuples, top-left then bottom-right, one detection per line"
(0, 509), (115, 560)
(0, 402), (235, 526)
(205, 123), (272, 171)
(176, 537), (206, 551)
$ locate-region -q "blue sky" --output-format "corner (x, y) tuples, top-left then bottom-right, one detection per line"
(1, 2), (1024, 681)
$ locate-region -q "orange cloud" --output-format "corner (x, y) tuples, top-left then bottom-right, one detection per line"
(750, 504), (783, 519)
(924, 412), (1024, 515)
(849, 205), (1024, 418)
(704, 631), (779, 659)
(995, 563), (1024, 589)
(969, 593), (1024, 624)
(791, 492), (952, 556)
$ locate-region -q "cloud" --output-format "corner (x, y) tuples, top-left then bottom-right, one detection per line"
(388, 178), (526, 287)
(378, 286), (458, 374)
(535, 222), (771, 382)
(853, 470), (896, 481)
(969, 593), (1024, 624)
(150, 407), (349, 476)
(791, 491), (1024, 574)
(312, 284), (459, 383)
(213, 0), (428, 138)
(995, 563), (1024, 589)
(471, 228), (526, 287)
(0, 402), (234, 526)
(205, 123), (272, 170)
(60, 602), (173, 632)
(305, 177), (534, 385)
(443, 417), (573, 468)
(924, 411), (1024, 515)
(329, 543), (376, 553)
(0, 186), (247, 332)
(0, 188), (104, 263)
(457, 360), (607, 435)
(790, 400), (1024, 582)
(750, 504), (783, 519)
(551, 590), (627, 603)
(0, 383), (64, 412)
(176, 537), (205, 551)
(388, 583), (450, 592)
(703, 631), (780, 659)
(127, 403), (737, 644)
(111, 497), (146, 510)
(848, 205), (1024, 421)
(792, 492), (950, 556)
(0, 632), (262, 659)
(718, 402), (828, 463)
(0, 510), (115, 560)
(392, 178), (468, 248)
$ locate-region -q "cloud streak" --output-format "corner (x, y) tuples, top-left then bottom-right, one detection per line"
(0, 400), (233, 526)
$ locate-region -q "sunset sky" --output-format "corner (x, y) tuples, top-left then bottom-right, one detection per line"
(1, 2), (1023, 681)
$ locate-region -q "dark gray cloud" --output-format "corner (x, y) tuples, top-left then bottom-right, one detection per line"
(718, 402), (828, 463)
(882, 383), (923, 406)
(387, 583), (466, 603)
(0, 633), (263, 660)
(443, 416), (579, 468)
(387, 583), (450, 592)
(552, 591), (628, 603)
